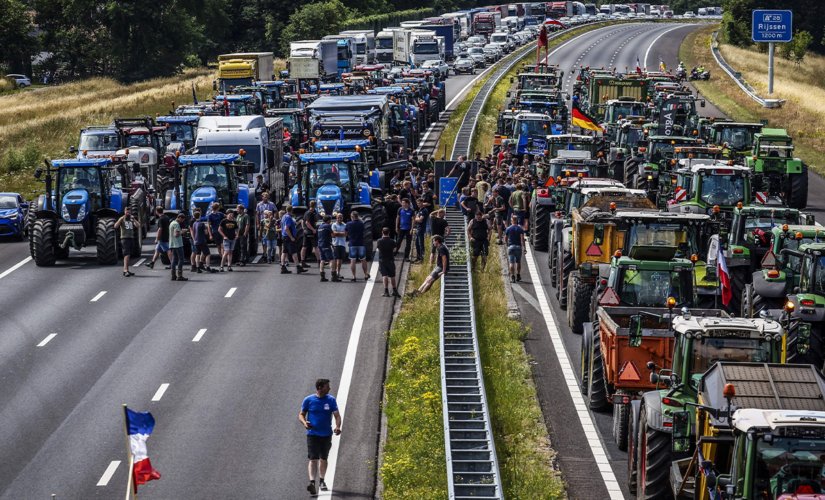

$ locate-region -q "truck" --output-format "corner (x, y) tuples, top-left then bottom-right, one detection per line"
(216, 53), (275, 90)
(547, 1), (574, 18)
(375, 29), (399, 64)
(416, 24), (456, 60)
(473, 12), (496, 38)
(526, 2), (547, 19)
(288, 40), (338, 82)
(409, 32), (444, 65)
(441, 12), (471, 39)
(321, 35), (357, 77)
(424, 17), (461, 44)
(665, 362), (825, 500)
(338, 30), (376, 66)
(393, 29), (413, 65)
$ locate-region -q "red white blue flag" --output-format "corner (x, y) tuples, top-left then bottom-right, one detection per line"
(636, 56), (642, 75)
(718, 247), (731, 306)
(125, 407), (161, 491)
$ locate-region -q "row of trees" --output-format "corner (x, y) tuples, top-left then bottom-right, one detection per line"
(1, 0), (480, 82)
(721, 0), (825, 59)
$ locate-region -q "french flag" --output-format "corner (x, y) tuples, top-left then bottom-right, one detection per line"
(636, 56), (642, 75)
(718, 247), (731, 306)
(125, 407), (161, 490)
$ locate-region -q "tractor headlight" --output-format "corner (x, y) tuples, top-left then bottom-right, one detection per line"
(77, 204), (86, 221)
(317, 203), (325, 216)
(333, 199), (343, 213)
(61, 204), (70, 222)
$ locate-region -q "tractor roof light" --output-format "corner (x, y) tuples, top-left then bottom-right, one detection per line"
(783, 224), (789, 232)
(175, 151), (181, 157)
(691, 254), (698, 262)
(767, 270), (781, 278)
(713, 205), (720, 213)
(796, 232), (804, 239)
(239, 149), (246, 156)
(614, 250), (622, 258)
(667, 297), (676, 308)
(723, 383), (736, 399)
(785, 301), (795, 312)
(736, 202), (743, 209)
(299, 149), (305, 154)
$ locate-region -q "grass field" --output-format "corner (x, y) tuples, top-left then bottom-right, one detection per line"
(680, 25), (825, 173)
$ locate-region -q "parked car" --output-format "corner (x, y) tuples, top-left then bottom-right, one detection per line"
(6, 74), (31, 88)
(0, 193), (29, 240)
(453, 57), (476, 75)
(421, 60), (450, 79)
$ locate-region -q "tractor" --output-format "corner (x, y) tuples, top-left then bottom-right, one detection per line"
(746, 128), (808, 209)
(708, 121), (762, 160)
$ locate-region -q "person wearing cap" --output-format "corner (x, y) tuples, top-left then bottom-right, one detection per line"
(169, 212), (189, 281)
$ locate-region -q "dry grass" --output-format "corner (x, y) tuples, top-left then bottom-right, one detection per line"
(0, 77), (15, 92)
(680, 25), (825, 174)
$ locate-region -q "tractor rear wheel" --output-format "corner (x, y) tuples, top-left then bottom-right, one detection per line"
(31, 219), (57, 266)
(548, 235), (558, 284)
(580, 326), (591, 395)
(586, 327), (609, 411)
(371, 202), (384, 240)
(636, 409), (674, 500)
(624, 160), (639, 187)
(727, 266), (748, 315)
(627, 407), (639, 494)
(532, 204), (550, 252)
(362, 212), (374, 261)
(788, 163), (809, 209)
(96, 218), (119, 265)
(741, 284), (755, 318)
(556, 245), (573, 309)
(610, 160), (624, 183)
(786, 320), (825, 370)
(128, 189), (148, 240)
(568, 271), (594, 333)
(613, 392), (630, 451)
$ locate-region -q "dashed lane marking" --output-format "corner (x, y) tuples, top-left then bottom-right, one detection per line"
(192, 329), (207, 342)
(0, 257), (31, 280)
(151, 383), (170, 402)
(96, 461), (121, 486)
(252, 255), (262, 264)
(37, 333), (57, 347)
(90, 291), (107, 302)
(133, 258), (145, 267)
(225, 287), (237, 298)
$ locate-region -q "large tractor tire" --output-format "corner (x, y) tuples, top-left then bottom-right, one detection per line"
(31, 219), (57, 267)
(624, 160), (639, 187)
(531, 204), (550, 252)
(636, 409), (674, 500)
(742, 284), (782, 318)
(627, 409), (639, 494)
(580, 324), (592, 396)
(548, 235), (558, 284)
(586, 327), (610, 411)
(129, 191), (148, 240)
(362, 212), (374, 261)
(96, 218), (119, 265)
(568, 271), (594, 333)
(371, 202), (384, 240)
(786, 321), (825, 370)
(788, 163), (809, 209)
(727, 266), (748, 316)
(556, 244), (573, 309)
(156, 174), (173, 206)
(613, 392), (630, 451)
(609, 160), (624, 183)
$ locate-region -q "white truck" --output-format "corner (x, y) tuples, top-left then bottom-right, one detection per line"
(410, 32), (444, 65)
(376, 28), (400, 65)
(393, 29), (413, 65)
(442, 12), (470, 39)
(339, 30), (376, 65)
(288, 40), (338, 81)
(195, 116), (279, 181)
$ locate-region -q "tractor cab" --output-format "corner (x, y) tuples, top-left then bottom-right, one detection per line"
(318, 83), (351, 96)
(74, 126), (119, 159)
(291, 152), (372, 218)
(250, 80), (288, 108)
(515, 71), (560, 91)
(540, 150), (600, 182)
(156, 115), (199, 152)
(507, 112), (560, 157)
(494, 108), (518, 155)
(605, 256), (697, 308)
(710, 121), (763, 158)
(602, 97), (647, 125)
(669, 163), (752, 217)
(311, 139), (374, 173)
(266, 108), (307, 152)
(173, 103), (220, 116)
(746, 128), (808, 208)
(212, 94), (262, 116)
(170, 154), (254, 220)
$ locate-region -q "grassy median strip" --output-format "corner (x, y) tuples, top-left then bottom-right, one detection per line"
(380, 239), (449, 499)
(680, 24), (825, 173)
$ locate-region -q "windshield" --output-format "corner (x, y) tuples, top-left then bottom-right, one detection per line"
(166, 124), (196, 143)
(0, 195), (17, 209)
(376, 38), (393, 49)
(79, 133), (119, 152)
(356, 43), (366, 55)
(197, 145), (262, 176)
(664, 100), (696, 116)
(629, 223), (694, 255)
(810, 256), (825, 295)
(610, 103), (645, 120)
(620, 129), (645, 148)
(754, 437), (825, 498)
(306, 161), (352, 199)
(457, 58), (473, 65)
(517, 119), (548, 136)
(619, 268), (689, 307)
(699, 173), (746, 206)
(59, 167), (102, 197)
(691, 337), (772, 374)
(476, 22), (493, 29)
(520, 76), (556, 88)
(491, 35), (508, 43)
(337, 46), (348, 60)
(413, 42), (439, 54)
(469, 48), (483, 54)
(278, 114), (301, 134)
(719, 127), (756, 150)
(124, 134), (152, 148)
(759, 139), (793, 158)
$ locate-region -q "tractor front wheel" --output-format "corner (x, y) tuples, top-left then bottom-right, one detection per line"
(568, 271), (594, 333)
(613, 393), (630, 451)
(556, 245), (573, 309)
(96, 218), (119, 265)
(636, 410), (674, 500)
(586, 327), (609, 411)
(31, 219), (57, 266)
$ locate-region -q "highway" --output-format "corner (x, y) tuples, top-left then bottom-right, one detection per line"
(2, 21), (824, 500)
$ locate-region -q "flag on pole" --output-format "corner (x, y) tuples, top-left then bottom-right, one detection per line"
(718, 247), (731, 306)
(124, 407), (161, 491)
(537, 25), (548, 66)
(571, 99), (601, 131)
(659, 56), (666, 72)
(636, 56), (642, 75)
(545, 19), (567, 28)
(192, 83), (198, 105)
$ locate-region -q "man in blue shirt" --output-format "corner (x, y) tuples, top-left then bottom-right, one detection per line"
(414, 198), (429, 262)
(280, 206), (305, 274)
(395, 198), (414, 261)
(345, 211), (369, 281)
(299, 378), (341, 495)
(317, 214), (334, 282)
(505, 214), (527, 282)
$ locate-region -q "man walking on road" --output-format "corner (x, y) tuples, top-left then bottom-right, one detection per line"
(395, 199), (414, 261)
(302, 200), (319, 269)
(281, 206), (305, 274)
(331, 213), (347, 282)
(146, 207), (171, 269)
(115, 206), (137, 277)
(191, 210), (214, 273)
(218, 211), (238, 272)
(235, 205), (250, 266)
(169, 213), (189, 281)
(299, 379), (341, 495)
(407, 235), (449, 297)
(505, 214), (527, 282)
(256, 192), (276, 258)
(317, 215), (334, 282)
(346, 212), (369, 281)
(467, 211), (491, 270)
(377, 227), (399, 297)
(207, 203), (225, 259)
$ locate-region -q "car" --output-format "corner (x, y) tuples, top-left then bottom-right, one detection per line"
(0, 193), (29, 240)
(453, 57), (476, 75)
(421, 60), (450, 78)
(469, 54), (486, 68)
(6, 74), (31, 88)
(482, 48), (498, 63)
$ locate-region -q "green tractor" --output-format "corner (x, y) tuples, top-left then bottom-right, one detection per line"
(667, 162), (753, 217)
(709, 121), (763, 160)
(746, 128), (808, 208)
(623, 135), (702, 203)
(607, 117), (650, 182)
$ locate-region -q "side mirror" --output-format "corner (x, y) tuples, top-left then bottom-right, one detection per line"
(671, 410), (691, 453)
(34, 167), (43, 179)
(70, 146), (77, 153)
(700, 100), (706, 107)
(116, 165), (127, 176)
(628, 315), (643, 347)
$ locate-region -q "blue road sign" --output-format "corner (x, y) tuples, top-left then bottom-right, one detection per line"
(439, 177), (458, 206)
(752, 10), (792, 43)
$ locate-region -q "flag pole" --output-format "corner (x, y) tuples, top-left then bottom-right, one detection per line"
(122, 405), (136, 500)
(125, 453), (134, 500)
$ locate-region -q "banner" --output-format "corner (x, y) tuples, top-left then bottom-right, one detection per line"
(517, 136), (548, 155)
(657, 98), (679, 136)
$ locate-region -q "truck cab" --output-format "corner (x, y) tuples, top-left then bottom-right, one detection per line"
(212, 94), (262, 116)
(156, 116), (199, 152)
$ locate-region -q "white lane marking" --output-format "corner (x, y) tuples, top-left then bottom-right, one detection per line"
(644, 24), (687, 70)
(133, 258), (145, 267)
(523, 249), (622, 499)
(90, 291), (107, 302)
(225, 287), (237, 298)
(151, 383), (170, 402)
(252, 255), (262, 264)
(0, 257), (31, 280)
(414, 122), (439, 154)
(512, 284), (541, 311)
(317, 255), (380, 499)
(37, 333), (57, 347)
(96, 461), (121, 486)
(192, 329), (207, 342)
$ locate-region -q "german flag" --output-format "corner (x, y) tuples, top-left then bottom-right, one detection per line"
(571, 100), (601, 131)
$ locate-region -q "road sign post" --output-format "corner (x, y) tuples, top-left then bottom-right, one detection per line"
(752, 10), (792, 96)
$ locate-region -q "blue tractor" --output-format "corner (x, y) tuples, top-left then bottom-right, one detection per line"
(290, 152), (381, 257)
(29, 158), (136, 266)
(164, 153), (258, 260)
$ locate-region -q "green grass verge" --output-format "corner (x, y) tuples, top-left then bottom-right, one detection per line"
(474, 249), (566, 499)
(379, 239), (449, 500)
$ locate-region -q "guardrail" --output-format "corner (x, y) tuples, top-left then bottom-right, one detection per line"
(710, 30), (784, 108)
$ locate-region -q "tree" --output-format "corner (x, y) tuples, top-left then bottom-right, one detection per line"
(0, 0), (38, 74)
(280, 0), (353, 56)
(790, 29), (814, 63)
(720, 0), (755, 47)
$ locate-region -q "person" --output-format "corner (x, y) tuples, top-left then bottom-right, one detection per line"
(169, 213), (189, 281)
(396, 199), (414, 261)
(699, 64), (705, 73)
(280, 206), (305, 274)
(206, 203), (225, 258)
(407, 235), (449, 297)
(302, 200), (319, 268)
(317, 215), (334, 282)
(511, 183), (528, 230)
(491, 187), (507, 244)
(467, 211), (492, 270)
(346, 211), (369, 281)
(430, 209), (451, 266)
(218, 211), (238, 272)
(262, 211), (279, 264)
(256, 192), (277, 257)
(236, 205), (250, 266)
(419, 153), (434, 172)
(505, 214), (527, 282)
(414, 198), (429, 262)
(389, 170), (402, 187)
(115, 207), (137, 277)
(191, 210), (215, 273)
(419, 183), (435, 232)
(496, 178), (512, 223)
(381, 194), (401, 240)
(398, 180), (416, 204)
(447, 155), (472, 194)
(146, 207), (171, 269)
(461, 188), (479, 217)
(331, 213), (347, 282)
(253, 174), (269, 202)
(299, 379), (341, 495)
(377, 227), (399, 297)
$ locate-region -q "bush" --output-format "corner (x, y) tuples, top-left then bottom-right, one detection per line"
(2, 142), (42, 174)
